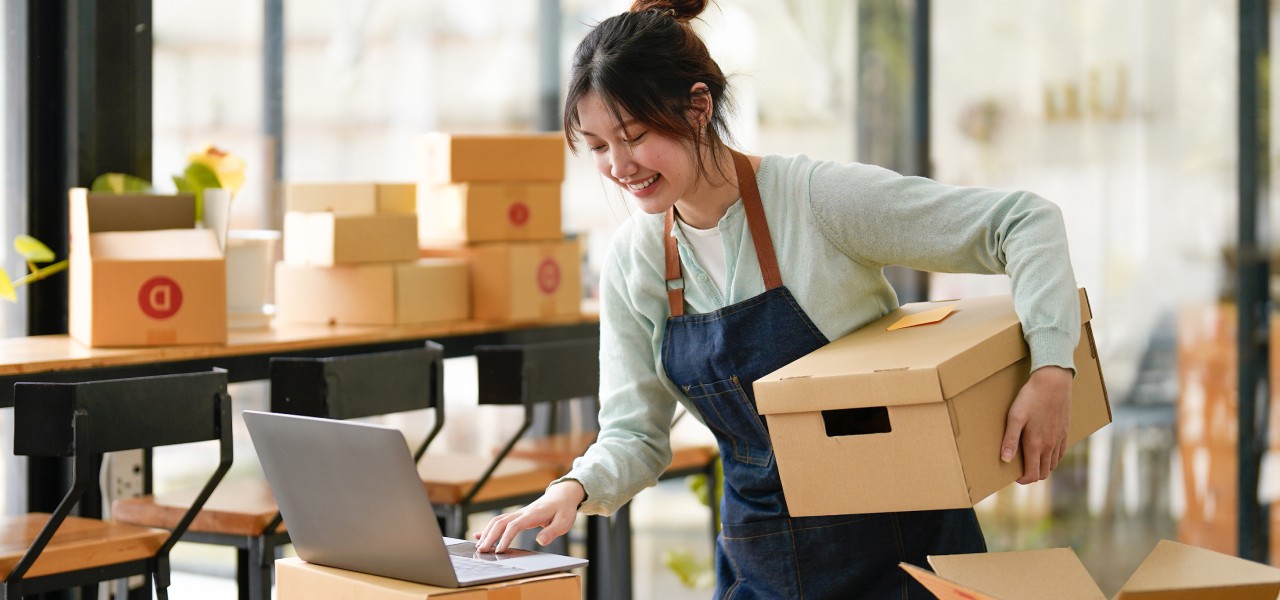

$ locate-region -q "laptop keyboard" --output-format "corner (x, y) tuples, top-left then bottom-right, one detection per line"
(446, 542), (530, 578)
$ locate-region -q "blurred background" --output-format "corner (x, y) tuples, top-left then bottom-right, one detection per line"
(1, 0), (1274, 597)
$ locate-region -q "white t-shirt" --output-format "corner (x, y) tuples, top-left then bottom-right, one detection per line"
(675, 217), (728, 295)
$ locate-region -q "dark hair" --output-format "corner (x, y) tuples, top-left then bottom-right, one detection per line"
(564, 0), (734, 181)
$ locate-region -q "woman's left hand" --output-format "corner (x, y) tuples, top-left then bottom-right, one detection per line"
(1000, 365), (1073, 484)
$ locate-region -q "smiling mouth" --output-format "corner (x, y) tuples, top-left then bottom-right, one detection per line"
(628, 174), (660, 191)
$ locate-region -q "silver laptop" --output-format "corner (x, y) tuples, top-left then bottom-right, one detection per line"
(242, 410), (587, 587)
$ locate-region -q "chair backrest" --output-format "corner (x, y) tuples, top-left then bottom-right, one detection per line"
(475, 337), (599, 408)
(8, 369), (232, 593)
(456, 338), (598, 506)
(15, 369), (231, 458)
(269, 342), (444, 460)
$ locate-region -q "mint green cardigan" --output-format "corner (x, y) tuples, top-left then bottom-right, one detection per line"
(560, 153), (1080, 515)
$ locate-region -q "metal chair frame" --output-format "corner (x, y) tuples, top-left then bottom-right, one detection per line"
(2, 370), (233, 599)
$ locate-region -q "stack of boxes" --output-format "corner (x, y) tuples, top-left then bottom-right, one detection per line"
(416, 133), (581, 322)
(1175, 303), (1280, 564)
(274, 183), (470, 326)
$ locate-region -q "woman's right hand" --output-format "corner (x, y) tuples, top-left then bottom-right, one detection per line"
(474, 480), (585, 553)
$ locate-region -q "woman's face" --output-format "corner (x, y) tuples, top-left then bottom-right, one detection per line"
(577, 92), (700, 215)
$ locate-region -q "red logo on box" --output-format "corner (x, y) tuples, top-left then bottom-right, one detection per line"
(508, 202), (530, 226)
(536, 259), (560, 294)
(138, 276), (183, 319)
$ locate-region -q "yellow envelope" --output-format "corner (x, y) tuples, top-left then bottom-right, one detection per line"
(887, 304), (956, 331)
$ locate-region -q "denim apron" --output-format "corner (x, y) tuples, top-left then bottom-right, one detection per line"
(660, 151), (986, 599)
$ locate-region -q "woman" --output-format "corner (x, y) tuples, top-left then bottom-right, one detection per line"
(477, 1), (1078, 597)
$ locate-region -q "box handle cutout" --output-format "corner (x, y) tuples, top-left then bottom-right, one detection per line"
(822, 406), (892, 437)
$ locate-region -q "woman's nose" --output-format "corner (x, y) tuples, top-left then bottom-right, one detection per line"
(609, 147), (637, 180)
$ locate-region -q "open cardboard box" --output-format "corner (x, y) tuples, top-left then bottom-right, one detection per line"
(68, 189), (227, 347)
(900, 540), (1280, 599)
(753, 288), (1110, 516)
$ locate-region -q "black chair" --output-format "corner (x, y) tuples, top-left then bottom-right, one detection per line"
(423, 337), (601, 540)
(112, 343), (444, 600)
(1, 370), (232, 599)
(471, 337), (719, 600)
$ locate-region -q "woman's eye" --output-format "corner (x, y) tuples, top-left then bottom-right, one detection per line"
(626, 132), (647, 144)
(589, 143), (607, 153)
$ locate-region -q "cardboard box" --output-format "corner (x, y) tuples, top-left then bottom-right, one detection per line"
(285, 182), (416, 214)
(275, 557), (580, 599)
(900, 540), (1280, 599)
(283, 211), (419, 266)
(416, 133), (565, 184)
(752, 288), (1110, 516)
(418, 182), (562, 244)
(68, 189), (227, 347)
(274, 259), (469, 326)
(420, 240), (580, 322)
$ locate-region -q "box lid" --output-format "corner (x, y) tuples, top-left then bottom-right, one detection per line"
(1113, 540), (1280, 598)
(901, 548), (1105, 600)
(901, 541), (1280, 600)
(754, 289), (1091, 416)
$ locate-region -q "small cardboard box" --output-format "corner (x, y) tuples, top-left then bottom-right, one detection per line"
(752, 288), (1110, 516)
(68, 189), (227, 347)
(415, 133), (565, 184)
(283, 211), (419, 266)
(418, 182), (562, 244)
(285, 182), (416, 214)
(275, 557), (580, 599)
(420, 240), (580, 322)
(274, 259), (469, 326)
(900, 540), (1280, 599)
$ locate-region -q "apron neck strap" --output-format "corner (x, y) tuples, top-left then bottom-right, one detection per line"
(664, 151), (782, 317)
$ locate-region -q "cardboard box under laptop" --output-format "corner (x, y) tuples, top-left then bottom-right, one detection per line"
(752, 288), (1110, 516)
(900, 539), (1280, 599)
(421, 240), (580, 322)
(275, 557), (580, 600)
(283, 211), (419, 266)
(285, 182), (416, 214)
(416, 133), (565, 184)
(68, 188), (227, 347)
(418, 182), (562, 244)
(274, 258), (469, 326)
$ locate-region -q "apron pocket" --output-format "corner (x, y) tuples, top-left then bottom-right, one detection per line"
(684, 375), (773, 467)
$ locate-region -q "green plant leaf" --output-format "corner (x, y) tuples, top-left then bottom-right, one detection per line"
(0, 268), (14, 302)
(179, 162), (222, 224)
(661, 548), (714, 590)
(89, 172), (152, 194)
(14, 235), (55, 263)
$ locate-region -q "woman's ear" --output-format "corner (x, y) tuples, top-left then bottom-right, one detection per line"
(688, 82), (713, 128)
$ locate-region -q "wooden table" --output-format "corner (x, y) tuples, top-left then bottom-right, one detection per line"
(0, 312), (599, 409)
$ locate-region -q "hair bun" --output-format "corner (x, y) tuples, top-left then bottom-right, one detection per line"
(629, 0), (708, 23)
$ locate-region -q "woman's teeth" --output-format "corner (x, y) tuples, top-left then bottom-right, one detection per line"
(629, 174), (660, 190)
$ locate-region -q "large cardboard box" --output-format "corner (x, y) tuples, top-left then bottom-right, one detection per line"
(752, 289), (1110, 516)
(283, 211), (419, 266)
(421, 240), (580, 322)
(285, 182), (416, 214)
(900, 540), (1280, 599)
(416, 133), (565, 184)
(275, 557), (580, 600)
(418, 182), (562, 244)
(274, 259), (469, 326)
(68, 189), (227, 347)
